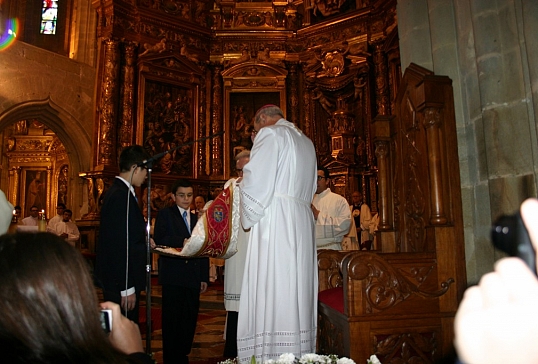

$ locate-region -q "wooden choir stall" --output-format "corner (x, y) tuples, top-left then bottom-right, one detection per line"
(316, 63), (466, 363)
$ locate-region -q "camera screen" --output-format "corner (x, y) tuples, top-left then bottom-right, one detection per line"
(100, 310), (111, 333)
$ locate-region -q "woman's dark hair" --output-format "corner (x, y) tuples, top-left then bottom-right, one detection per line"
(0, 233), (129, 363)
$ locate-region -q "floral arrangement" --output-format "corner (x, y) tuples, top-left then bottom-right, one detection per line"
(219, 353), (381, 364)
(219, 354), (355, 364)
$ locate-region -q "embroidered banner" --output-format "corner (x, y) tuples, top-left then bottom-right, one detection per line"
(179, 178), (240, 259)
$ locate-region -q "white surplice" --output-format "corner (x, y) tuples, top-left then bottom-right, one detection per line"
(312, 188), (352, 250)
(224, 226), (250, 312)
(237, 119), (318, 362)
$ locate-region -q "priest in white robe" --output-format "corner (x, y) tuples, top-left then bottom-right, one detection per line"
(237, 105), (318, 362)
(223, 149), (251, 358)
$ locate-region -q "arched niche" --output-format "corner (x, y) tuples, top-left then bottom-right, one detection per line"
(0, 98), (92, 217)
(221, 62), (287, 175)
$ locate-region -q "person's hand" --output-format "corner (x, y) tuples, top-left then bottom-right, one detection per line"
(150, 237), (156, 249)
(100, 301), (144, 355)
(200, 281), (208, 294)
(121, 292), (136, 312)
(454, 198), (538, 364)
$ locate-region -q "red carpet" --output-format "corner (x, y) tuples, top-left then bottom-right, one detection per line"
(139, 306), (162, 332)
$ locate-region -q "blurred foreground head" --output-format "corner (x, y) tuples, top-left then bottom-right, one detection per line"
(0, 233), (128, 362)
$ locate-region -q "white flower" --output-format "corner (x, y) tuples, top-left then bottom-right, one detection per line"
(299, 353), (322, 363)
(218, 353), (355, 364)
(336, 358), (355, 364)
(278, 353), (297, 364)
(367, 355), (381, 364)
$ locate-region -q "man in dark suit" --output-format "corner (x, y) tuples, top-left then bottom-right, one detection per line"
(153, 179), (209, 364)
(94, 145), (150, 324)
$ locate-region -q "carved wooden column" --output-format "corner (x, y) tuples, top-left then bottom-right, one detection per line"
(373, 120), (392, 230)
(8, 166), (21, 205)
(302, 0), (312, 25)
(198, 76), (208, 176)
(303, 84), (313, 140)
(286, 62), (299, 125)
(46, 167), (53, 217)
(423, 107), (448, 225)
(362, 65), (375, 168)
(373, 43), (390, 117)
(211, 64), (224, 176)
(373, 115), (396, 252)
(96, 38), (120, 168)
(118, 41), (136, 154)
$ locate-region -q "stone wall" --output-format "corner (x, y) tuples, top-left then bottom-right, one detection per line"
(0, 40), (96, 214)
(398, 0), (538, 283)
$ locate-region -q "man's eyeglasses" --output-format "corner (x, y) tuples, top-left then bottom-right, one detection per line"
(31, 209), (38, 212)
(317, 176), (326, 181)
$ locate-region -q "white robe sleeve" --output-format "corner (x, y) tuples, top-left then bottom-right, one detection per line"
(66, 222), (80, 242)
(315, 196), (352, 240)
(239, 127), (279, 230)
(360, 203), (372, 231)
(0, 189), (14, 235)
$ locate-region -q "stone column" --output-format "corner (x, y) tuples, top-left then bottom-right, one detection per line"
(96, 38), (120, 167)
(423, 107), (447, 225)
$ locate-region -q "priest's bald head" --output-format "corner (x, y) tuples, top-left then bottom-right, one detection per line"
(253, 105), (284, 132)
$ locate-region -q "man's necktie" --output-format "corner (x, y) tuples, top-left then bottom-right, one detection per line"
(183, 210), (190, 233)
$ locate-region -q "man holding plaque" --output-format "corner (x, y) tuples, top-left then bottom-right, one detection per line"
(153, 179), (209, 364)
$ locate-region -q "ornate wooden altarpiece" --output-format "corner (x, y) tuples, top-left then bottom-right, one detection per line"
(4, 120), (69, 218)
(76, 0), (400, 251)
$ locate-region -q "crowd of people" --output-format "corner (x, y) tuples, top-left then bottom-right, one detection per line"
(2, 105), (538, 364)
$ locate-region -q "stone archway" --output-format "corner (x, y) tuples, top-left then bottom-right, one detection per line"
(0, 98), (92, 216)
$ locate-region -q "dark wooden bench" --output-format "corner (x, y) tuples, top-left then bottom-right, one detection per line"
(317, 249), (456, 363)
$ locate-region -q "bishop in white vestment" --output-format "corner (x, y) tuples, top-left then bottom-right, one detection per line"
(237, 105), (318, 362)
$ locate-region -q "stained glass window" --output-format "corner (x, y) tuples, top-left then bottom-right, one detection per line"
(40, 0), (59, 35)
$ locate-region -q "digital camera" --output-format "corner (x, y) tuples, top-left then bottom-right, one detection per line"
(491, 211), (536, 273)
(100, 309), (112, 333)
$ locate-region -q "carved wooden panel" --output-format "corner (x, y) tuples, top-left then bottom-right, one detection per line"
(137, 54), (204, 179)
(373, 329), (439, 364)
(221, 62), (287, 176)
(317, 249), (455, 363)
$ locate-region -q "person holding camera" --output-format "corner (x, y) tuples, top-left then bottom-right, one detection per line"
(0, 232), (152, 363)
(455, 198), (538, 364)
